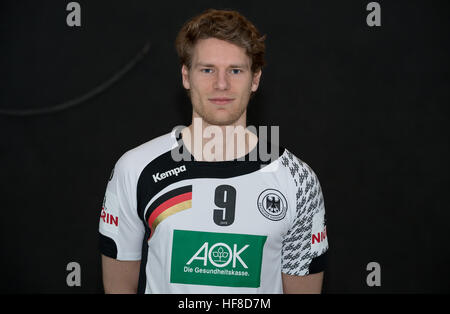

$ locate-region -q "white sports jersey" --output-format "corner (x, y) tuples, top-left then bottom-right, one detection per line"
(99, 128), (328, 293)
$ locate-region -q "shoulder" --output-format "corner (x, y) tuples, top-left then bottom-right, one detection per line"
(278, 148), (321, 186)
(277, 148), (324, 210)
(113, 130), (177, 178)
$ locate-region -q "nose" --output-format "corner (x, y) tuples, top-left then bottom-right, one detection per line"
(213, 70), (230, 90)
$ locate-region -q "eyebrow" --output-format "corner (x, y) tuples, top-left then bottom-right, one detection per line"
(194, 62), (249, 69)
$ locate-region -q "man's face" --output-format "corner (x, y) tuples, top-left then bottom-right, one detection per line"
(182, 37), (262, 126)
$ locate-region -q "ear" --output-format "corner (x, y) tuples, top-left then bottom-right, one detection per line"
(251, 69), (262, 92)
(181, 64), (190, 90)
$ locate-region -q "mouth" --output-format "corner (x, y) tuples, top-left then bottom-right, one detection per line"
(208, 97), (234, 105)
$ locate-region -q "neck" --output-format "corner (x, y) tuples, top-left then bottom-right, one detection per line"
(181, 115), (258, 161)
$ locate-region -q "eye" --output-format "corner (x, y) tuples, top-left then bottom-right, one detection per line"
(230, 69), (242, 74)
(201, 68), (213, 74)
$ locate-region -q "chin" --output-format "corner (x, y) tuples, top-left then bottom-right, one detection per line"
(203, 116), (239, 126)
(193, 102), (247, 126)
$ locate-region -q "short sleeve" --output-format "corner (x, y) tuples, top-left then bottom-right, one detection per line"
(98, 154), (145, 261)
(281, 154), (328, 276)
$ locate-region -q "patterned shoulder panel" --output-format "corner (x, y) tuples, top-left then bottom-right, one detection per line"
(280, 150), (327, 275)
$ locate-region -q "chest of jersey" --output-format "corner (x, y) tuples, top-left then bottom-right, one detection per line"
(140, 163), (294, 290)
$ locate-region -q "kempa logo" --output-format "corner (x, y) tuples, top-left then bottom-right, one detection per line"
(187, 242), (249, 269)
(153, 165), (186, 182)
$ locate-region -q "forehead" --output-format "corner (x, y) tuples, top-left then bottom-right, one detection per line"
(192, 37), (251, 67)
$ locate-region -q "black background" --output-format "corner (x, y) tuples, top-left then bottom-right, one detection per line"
(1, 0), (449, 293)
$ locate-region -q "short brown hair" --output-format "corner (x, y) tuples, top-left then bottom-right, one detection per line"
(175, 9), (266, 73)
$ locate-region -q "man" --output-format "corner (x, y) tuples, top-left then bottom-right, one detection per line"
(99, 8), (328, 294)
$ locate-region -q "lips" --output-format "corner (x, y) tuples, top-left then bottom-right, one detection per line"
(208, 97), (234, 105)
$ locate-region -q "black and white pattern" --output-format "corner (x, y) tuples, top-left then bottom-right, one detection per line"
(280, 150), (328, 275)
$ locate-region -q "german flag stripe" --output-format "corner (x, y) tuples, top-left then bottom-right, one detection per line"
(145, 185), (192, 221)
(151, 199), (192, 231)
(146, 187), (192, 238)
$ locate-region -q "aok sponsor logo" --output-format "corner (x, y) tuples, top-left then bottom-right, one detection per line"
(186, 242), (249, 269)
(171, 230), (267, 288)
(153, 165), (186, 182)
